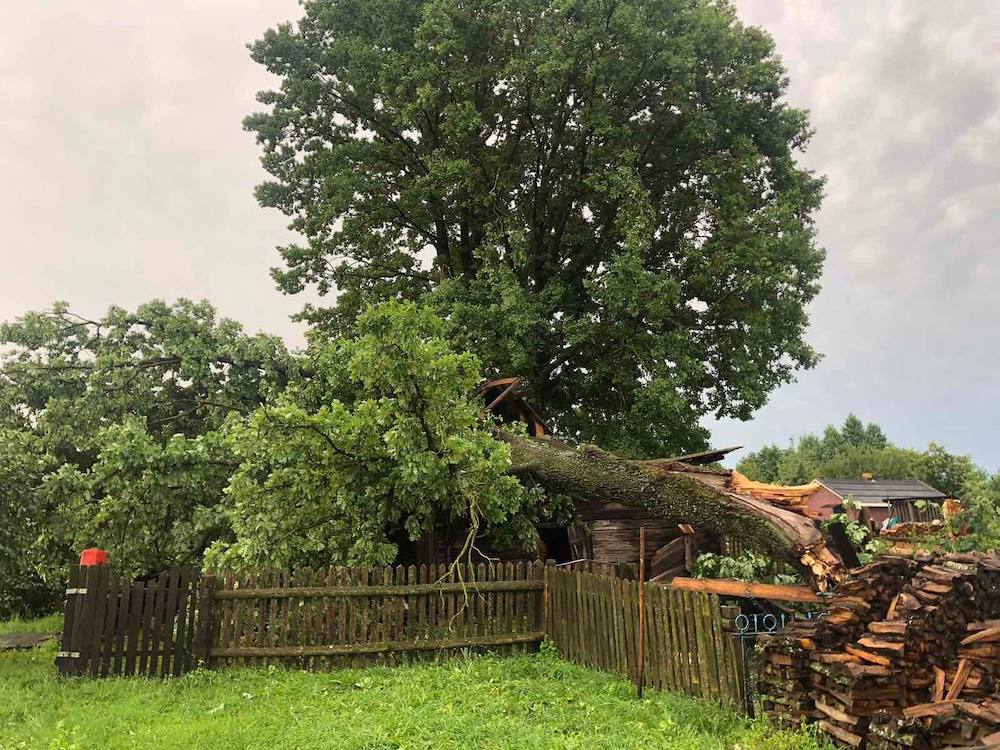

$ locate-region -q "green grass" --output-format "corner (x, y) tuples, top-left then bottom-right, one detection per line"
(1, 620), (829, 750)
(0, 614), (62, 635)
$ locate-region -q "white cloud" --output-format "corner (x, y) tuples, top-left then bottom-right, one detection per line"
(709, 0), (1000, 470)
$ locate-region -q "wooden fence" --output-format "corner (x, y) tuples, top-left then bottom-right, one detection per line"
(58, 561), (544, 677)
(57, 562), (742, 708)
(57, 565), (199, 677)
(205, 561), (545, 669)
(544, 567), (744, 706)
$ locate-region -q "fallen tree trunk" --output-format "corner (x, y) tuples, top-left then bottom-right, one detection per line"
(503, 434), (845, 590)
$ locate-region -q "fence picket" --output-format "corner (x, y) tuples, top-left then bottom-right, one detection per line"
(111, 574), (130, 676)
(253, 569), (268, 669)
(707, 594), (732, 704)
(659, 586), (678, 691)
(98, 569), (120, 677)
(669, 587), (690, 695)
(695, 590), (718, 700)
(684, 590), (702, 696)
(197, 574), (216, 669)
(587, 574), (600, 668)
(85, 566), (109, 677)
(158, 569), (179, 676)
(643, 583), (658, 690)
(472, 563), (484, 641)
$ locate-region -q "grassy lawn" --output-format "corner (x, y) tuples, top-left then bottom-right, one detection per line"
(0, 614), (62, 635)
(1, 619), (828, 750)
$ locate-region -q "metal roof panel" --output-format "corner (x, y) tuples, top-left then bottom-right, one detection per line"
(818, 478), (946, 502)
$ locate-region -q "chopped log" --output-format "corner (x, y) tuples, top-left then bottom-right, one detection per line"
(945, 658), (973, 700)
(844, 644), (891, 667)
(902, 700), (960, 719)
(856, 636), (905, 654)
(932, 666), (946, 703)
(816, 697), (862, 725)
(962, 624), (1000, 646)
(868, 621), (909, 636)
(928, 666), (947, 729)
(818, 719), (864, 747)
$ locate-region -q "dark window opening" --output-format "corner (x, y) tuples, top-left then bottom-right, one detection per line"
(538, 526), (573, 563)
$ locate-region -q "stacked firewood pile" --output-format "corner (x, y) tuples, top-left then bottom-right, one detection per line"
(755, 619), (820, 726)
(868, 699), (1000, 749)
(757, 556), (920, 733)
(757, 553), (1000, 748)
(880, 520), (946, 540)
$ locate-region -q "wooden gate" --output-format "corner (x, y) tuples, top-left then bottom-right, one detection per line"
(57, 565), (200, 677)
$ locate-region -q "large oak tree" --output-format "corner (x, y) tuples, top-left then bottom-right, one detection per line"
(246, 0), (825, 458)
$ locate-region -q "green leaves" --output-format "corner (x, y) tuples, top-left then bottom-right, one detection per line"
(0, 299), (294, 610)
(692, 551), (800, 586)
(737, 415), (981, 498)
(247, 0), (825, 458)
(210, 302), (536, 569)
(0, 297), (550, 611)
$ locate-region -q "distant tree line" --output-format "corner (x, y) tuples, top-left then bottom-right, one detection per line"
(738, 416), (1000, 555)
(737, 415), (979, 498)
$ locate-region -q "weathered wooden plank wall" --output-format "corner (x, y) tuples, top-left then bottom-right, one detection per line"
(544, 567), (744, 706)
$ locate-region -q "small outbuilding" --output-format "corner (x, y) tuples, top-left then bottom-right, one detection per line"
(806, 477), (948, 529)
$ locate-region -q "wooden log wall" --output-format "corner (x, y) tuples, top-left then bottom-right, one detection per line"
(544, 567), (744, 706)
(590, 519), (680, 566)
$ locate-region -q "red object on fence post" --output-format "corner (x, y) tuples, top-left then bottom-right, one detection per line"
(637, 526), (646, 698)
(79, 548), (109, 566)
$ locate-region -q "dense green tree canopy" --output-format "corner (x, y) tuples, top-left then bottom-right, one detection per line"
(737, 415), (981, 497)
(246, 0), (825, 457)
(0, 299), (548, 614)
(0, 429), (57, 617)
(210, 301), (541, 569)
(0, 300), (294, 612)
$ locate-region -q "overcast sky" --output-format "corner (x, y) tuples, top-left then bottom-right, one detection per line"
(2, 2), (998, 470)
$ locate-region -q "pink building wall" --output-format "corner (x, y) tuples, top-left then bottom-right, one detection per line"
(806, 485), (892, 530)
(806, 486), (843, 518)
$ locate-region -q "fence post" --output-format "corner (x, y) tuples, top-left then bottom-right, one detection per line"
(543, 560), (554, 638)
(57, 566), (82, 676)
(637, 527), (646, 697)
(198, 573), (217, 669)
